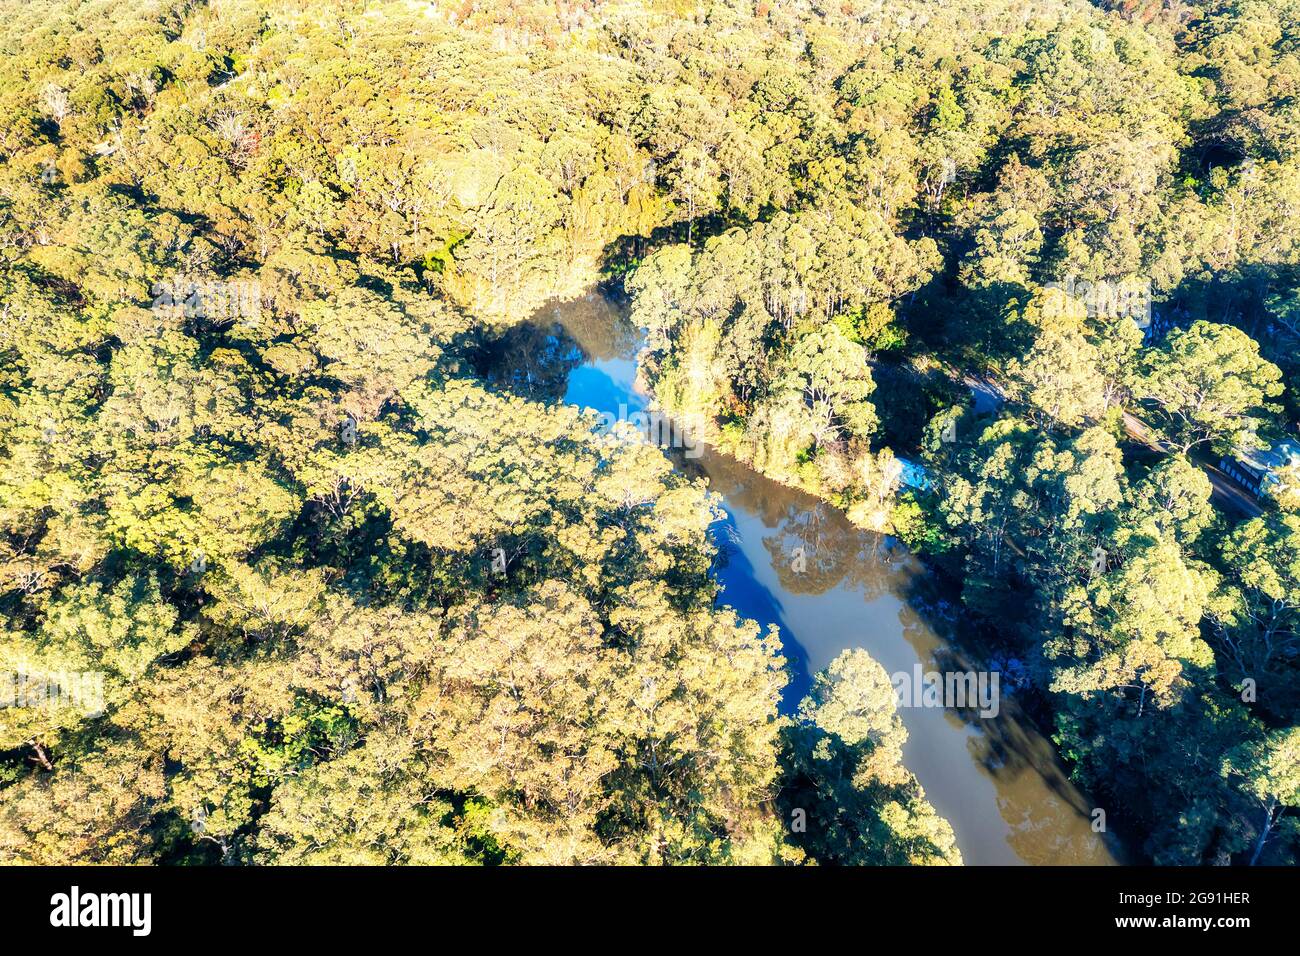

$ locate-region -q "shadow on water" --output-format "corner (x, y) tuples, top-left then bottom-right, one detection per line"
(475, 318), (585, 403)
(487, 287), (1129, 866)
(708, 510), (814, 713)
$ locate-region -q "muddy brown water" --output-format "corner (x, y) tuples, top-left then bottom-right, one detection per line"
(493, 289), (1125, 865)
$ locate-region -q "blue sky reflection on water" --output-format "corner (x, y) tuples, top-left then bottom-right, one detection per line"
(544, 290), (1123, 866)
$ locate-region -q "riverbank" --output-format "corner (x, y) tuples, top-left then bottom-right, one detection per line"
(511, 286), (1126, 865)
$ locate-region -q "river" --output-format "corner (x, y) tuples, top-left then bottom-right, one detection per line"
(486, 289), (1127, 866)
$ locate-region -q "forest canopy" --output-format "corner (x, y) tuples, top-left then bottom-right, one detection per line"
(0, 0), (1297, 865)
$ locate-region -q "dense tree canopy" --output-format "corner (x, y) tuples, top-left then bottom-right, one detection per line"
(1, 0), (1298, 866)
(0, 0), (969, 866)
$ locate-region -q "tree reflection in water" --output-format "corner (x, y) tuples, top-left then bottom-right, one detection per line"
(483, 287), (1130, 864)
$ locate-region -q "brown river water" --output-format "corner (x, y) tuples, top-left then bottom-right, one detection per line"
(486, 289), (1127, 865)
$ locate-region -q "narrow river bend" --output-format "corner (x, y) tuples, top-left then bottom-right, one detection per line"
(488, 289), (1126, 866)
